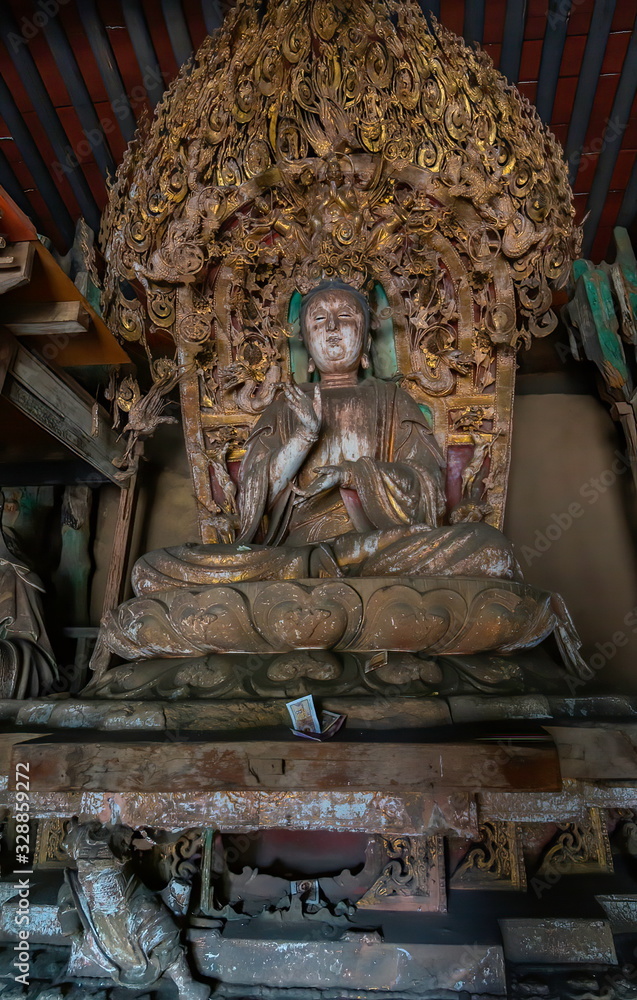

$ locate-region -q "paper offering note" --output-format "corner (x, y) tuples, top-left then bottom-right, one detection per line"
(290, 879), (320, 905)
(286, 695), (321, 734)
(286, 695), (346, 740)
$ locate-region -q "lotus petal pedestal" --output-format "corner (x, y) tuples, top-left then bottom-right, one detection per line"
(100, 576), (574, 661)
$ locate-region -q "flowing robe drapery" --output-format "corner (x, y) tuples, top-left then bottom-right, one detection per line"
(238, 378), (446, 545)
(132, 378), (521, 595)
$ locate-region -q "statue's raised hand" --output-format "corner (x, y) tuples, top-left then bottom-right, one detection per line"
(283, 383), (322, 440)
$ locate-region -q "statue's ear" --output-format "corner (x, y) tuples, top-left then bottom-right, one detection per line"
(307, 357), (316, 373)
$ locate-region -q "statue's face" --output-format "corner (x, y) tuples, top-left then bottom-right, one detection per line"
(303, 290), (367, 376)
(326, 158), (343, 184)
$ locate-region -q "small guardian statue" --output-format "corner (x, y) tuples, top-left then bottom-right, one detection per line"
(58, 821), (210, 1000)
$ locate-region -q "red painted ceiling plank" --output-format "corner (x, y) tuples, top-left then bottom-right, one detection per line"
(609, 147), (637, 189)
(182, 0), (209, 53)
(551, 77), (578, 125)
(524, 15), (551, 42)
(560, 35), (587, 77)
(621, 118), (637, 146)
(601, 30), (633, 76)
(517, 80), (537, 103)
(611, 3), (637, 32)
(80, 160), (108, 211)
(483, 0), (508, 45)
(57, 3), (110, 104)
(574, 153), (601, 193)
(484, 0), (508, 44)
(55, 105), (109, 207)
(551, 123), (569, 144)
(439, 0), (465, 38)
(592, 191), (624, 259)
(482, 43), (501, 67)
(92, 99), (127, 164)
(6, 0), (71, 108)
(569, 6), (597, 36)
(582, 74), (624, 147)
(96, 0), (150, 124)
(518, 38), (542, 81)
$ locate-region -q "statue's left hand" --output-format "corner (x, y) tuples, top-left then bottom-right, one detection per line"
(298, 463), (353, 499)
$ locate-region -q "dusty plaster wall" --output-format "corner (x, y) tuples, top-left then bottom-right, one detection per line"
(91, 393), (637, 692)
(90, 422), (199, 623)
(505, 392), (637, 693)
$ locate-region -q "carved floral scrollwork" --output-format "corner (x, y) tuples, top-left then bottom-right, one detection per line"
(452, 821), (526, 891)
(357, 835), (446, 912)
(99, 0), (579, 538)
(536, 807), (614, 877)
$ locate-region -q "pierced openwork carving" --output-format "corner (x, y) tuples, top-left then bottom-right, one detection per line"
(451, 820), (526, 891)
(100, 0), (579, 539)
(536, 807), (614, 877)
(357, 835), (446, 912)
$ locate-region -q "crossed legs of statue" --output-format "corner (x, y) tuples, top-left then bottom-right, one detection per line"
(131, 522), (522, 596)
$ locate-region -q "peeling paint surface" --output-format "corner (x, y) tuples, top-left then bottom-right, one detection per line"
(499, 918), (617, 964)
(187, 936), (506, 993)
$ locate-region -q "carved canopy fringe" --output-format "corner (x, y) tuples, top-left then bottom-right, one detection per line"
(100, 0), (580, 538)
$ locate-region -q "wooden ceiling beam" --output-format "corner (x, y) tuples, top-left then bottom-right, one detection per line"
(583, 18), (637, 257)
(41, 9), (117, 183)
(0, 75), (75, 246)
(0, 7), (101, 234)
(418, 0), (441, 18)
(161, 0), (194, 68)
(535, 0), (572, 124)
(616, 156), (637, 235)
(122, 0), (166, 108)
(201, 0), (223, 36)
(500, 0), (527, 84)
(77, 0), (137, 146)
(464, 0), (486, 47)
(565, 0), (617, 186)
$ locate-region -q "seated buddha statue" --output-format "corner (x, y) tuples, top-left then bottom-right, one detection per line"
(133, 281), (520, 595)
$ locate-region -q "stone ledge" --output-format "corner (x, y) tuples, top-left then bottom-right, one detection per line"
(0, 694), (635, 732)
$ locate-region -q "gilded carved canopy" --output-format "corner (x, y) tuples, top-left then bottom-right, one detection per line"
(100, 0), (580, 540)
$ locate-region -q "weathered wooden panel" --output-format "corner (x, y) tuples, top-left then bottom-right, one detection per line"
(0, 788), (480, 836)
(2, 339), (125, 482)
(0, 241), (35, 295)
(3, 299), (90, 335)
(11, 739), (561, 793)
(187, 935), (507, 994)
(499, 918), (617, 964)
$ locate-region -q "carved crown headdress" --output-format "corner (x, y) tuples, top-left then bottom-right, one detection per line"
(100, 0), (580, 538)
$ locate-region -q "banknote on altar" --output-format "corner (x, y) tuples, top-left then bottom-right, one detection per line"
(286, 695), (321, 735)
(286, 695), (346, 741)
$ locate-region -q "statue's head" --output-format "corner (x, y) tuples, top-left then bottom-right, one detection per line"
(325, 155), (344, 184)
(300, 281), (370, 378)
